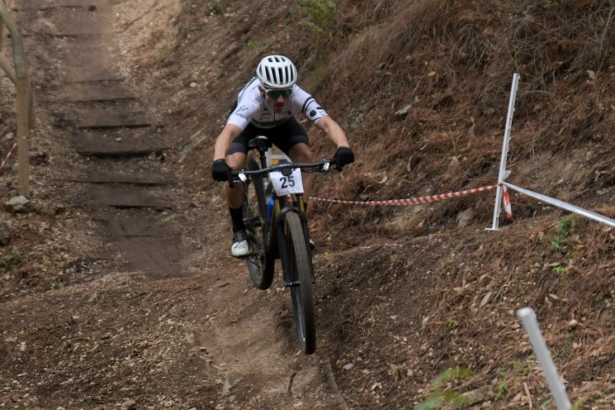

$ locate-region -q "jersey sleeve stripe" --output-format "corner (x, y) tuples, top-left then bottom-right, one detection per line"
(302, 97), (315, 115)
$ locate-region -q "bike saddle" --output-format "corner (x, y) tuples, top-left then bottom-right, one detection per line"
(248, 136), (273, 151)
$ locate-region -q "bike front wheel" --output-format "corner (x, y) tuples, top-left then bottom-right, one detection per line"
(244, 158), (274, 290)
(284, 211), (316, 354)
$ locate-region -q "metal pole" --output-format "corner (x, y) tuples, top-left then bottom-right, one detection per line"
(487, 73), (520, 231)
(517, 308), (571, 410)
(504, 182), (615, 228)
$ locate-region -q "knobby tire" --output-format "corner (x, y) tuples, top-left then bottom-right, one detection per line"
(284, 211), (316, 354)
(244, 158), (274, 290)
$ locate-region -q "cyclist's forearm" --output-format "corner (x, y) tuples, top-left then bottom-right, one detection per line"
(214, 137), (230, 161)
(317, 116), (349, 148)
(214, 124), (241, 160)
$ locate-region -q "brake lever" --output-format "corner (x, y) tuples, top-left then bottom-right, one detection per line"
(321, 161), (331, 172)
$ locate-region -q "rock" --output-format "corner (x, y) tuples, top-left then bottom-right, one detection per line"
(0, 222), (12, 246)
(121, 399), (137, 410)
(456, 208), (474, 227)
(4, 196), (31, 213)
(49, 203), (66, 215)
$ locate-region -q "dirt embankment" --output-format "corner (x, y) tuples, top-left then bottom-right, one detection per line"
(1, 0), (615, 409)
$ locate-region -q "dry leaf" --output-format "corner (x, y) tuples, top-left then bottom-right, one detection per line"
(479, 291), (492, 308)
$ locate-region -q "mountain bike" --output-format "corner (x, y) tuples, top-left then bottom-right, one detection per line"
(230, 136), (335, 355)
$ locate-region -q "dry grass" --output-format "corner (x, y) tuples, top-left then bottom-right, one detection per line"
(143, 0), (615, 406)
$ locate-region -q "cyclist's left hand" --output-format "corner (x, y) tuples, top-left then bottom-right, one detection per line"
(212, 159), (232, 181)
(333, 147), (355, 171)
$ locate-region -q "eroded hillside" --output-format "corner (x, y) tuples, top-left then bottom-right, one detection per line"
(1, 0), (615, 408)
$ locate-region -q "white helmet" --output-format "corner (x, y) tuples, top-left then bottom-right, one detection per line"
(256, 55), (297, 89)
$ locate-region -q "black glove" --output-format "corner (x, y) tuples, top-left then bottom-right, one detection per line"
(333, 147), (355, 171)
(212, 159), (232, 182)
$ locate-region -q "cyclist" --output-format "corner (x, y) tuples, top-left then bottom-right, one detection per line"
(212, 54), (355, 257)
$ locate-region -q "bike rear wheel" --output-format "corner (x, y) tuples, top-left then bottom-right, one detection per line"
(284, 211), (316, 354)
(243, 158), (274, 290)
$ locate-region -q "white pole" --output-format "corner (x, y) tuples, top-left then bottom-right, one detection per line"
(517, 307), (572, 410)
(487, 73), (520, 231)
(504, 182), (615, 228)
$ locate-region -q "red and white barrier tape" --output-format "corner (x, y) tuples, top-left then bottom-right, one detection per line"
(313, 183), (513, 218)
(502, 185), (512, 218)
(0, 142), (18, 172)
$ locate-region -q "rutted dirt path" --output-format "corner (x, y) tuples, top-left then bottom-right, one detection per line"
(0, 0), (344, 408)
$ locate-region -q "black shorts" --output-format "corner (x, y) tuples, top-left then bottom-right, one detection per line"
(226, 102), (310, 157)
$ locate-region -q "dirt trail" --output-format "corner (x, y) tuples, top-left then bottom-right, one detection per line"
(0, 0), (345, 408)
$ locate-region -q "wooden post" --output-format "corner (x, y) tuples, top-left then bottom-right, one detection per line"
(16, 76), (29, 197)
(0, 52), (16, 84)
(0, 0), (34, 197)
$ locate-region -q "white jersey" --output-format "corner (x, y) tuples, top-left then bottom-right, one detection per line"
(227, 78), (328, 130)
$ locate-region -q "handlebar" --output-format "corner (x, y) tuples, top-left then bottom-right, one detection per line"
(229, 160), (337, 186)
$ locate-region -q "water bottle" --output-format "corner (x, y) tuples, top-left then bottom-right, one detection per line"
(267, 197), (274, 222)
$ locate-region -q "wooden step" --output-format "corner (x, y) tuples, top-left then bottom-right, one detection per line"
(38, 1), (99, 11)
(106, 216), (164, 237)
(52, 84), (135, 102)
(95, 188), (171, 209)
(69, 170), (170, 185)
(73, 135), (168, 157)
(100, 216), (182, 278)
(75, 110), (152, 129)
(66, 70), (123, 83)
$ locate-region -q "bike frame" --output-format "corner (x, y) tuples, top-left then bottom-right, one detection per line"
(233, 137), (335, 355)
(249, 139), (315, 287)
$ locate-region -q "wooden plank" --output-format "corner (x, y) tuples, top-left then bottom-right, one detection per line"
(53, 84), (135, 102)
(66, 71), (122, 83)
(96, 188), (171, 209)
(75, 110), (152, 129)
(50, 31), (105, 38)
(16, 78), (30, 198)
(74, 144), (169, 157)
(103, 217), (181, 277)
(69, 170), (170, 185)
(107, 217), (162, 237)
(38, 1), (98, 11)
(23, 30), (105, 37)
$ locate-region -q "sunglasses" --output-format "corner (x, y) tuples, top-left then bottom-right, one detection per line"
(265, 88), (293, 99)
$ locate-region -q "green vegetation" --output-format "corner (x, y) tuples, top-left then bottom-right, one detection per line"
(550, 215), (576, 251)
(553, 265), (565, 274)
(210, 0), (225, 15)
(301, 0), (336, 36)
(0, 249), (21, 271)
(240, 34), (266, 50)
(414, 367), (474, 410)
(301, 0), (336, 26)
(495, 381), (508, 400)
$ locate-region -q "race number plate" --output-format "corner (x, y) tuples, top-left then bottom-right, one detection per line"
(270, 168), (304, 196)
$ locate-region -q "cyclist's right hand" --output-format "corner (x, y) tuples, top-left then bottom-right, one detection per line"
(333, 147), (355, 171)
(212, 159), (232, 181)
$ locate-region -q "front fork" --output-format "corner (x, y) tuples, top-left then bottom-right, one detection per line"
(274, 198), (314, 287)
